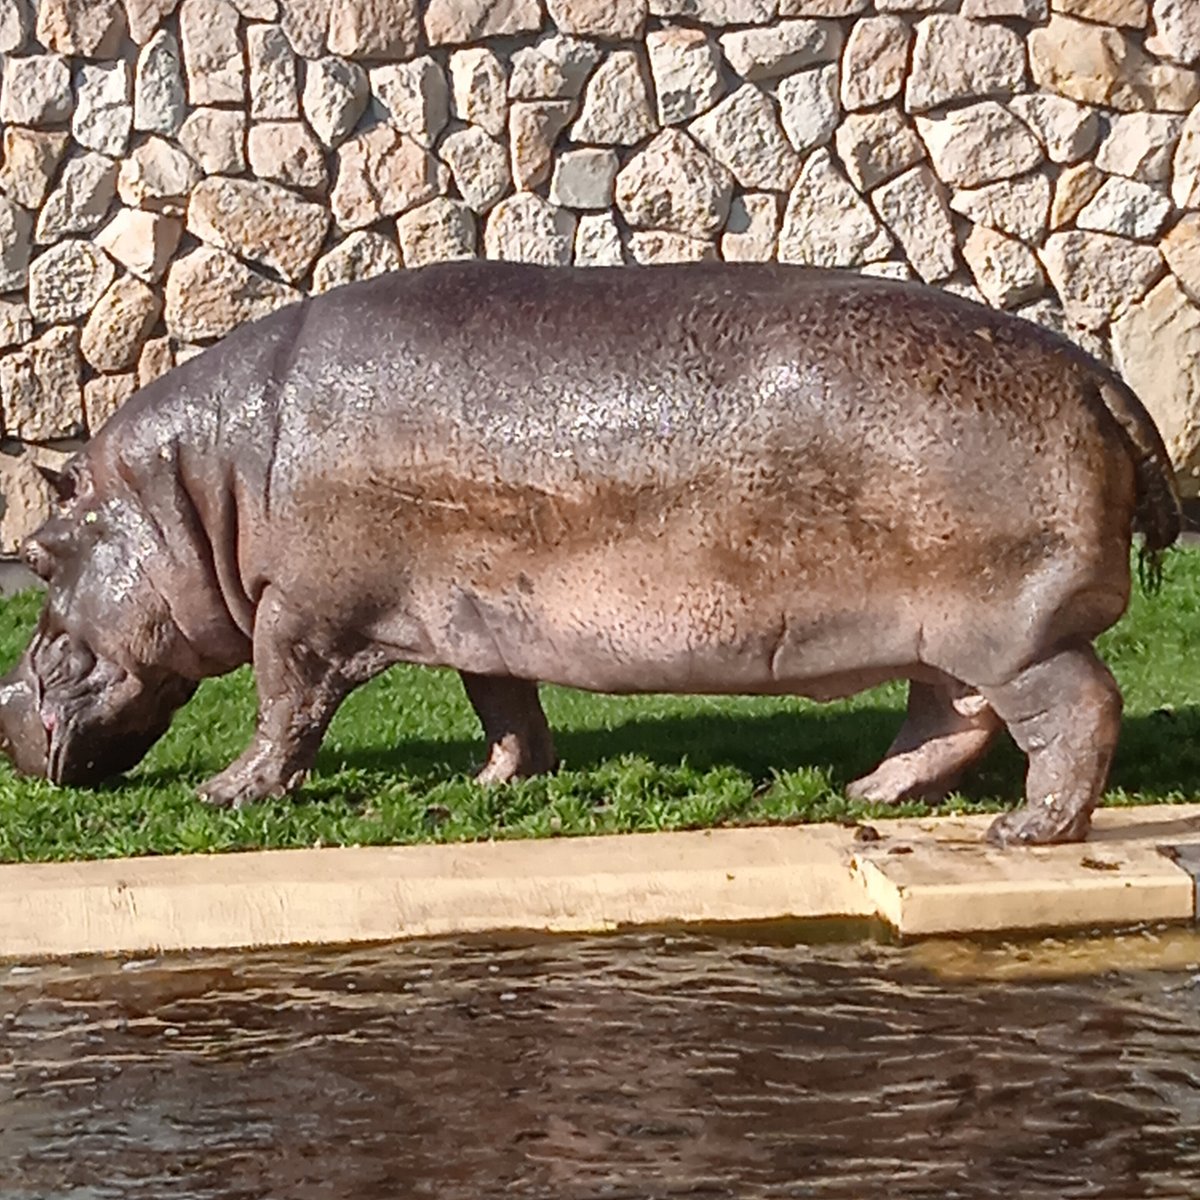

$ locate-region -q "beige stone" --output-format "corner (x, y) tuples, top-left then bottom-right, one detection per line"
(0, 129), (70, 210)
(29, 240), (115, 323)
(1051, 162), (1105, 230)
(180, 0), (244, 105)
(871, 164), (955, 283)
(302, 57), (369, 148)
(0, 299), (32, 351)
(370, 58), (449, 147)
(550, 148), (619, 209)
(440, 126), (511, 212)
(876, 0), (955, 9)
(1030, 15), (1199, 112)
(0, 198), (32, 292)
(35, 152), (119, 243)
(81, 276), (162, 372)
(83, 372), (138, 433)
(1173, 106), (1200, 208)
(0, 54), (72, 126)
(0, 326), (83, 440)
(449, 48), (508, 138)
(915, 102), (1042, 189)
(248, 121), (328, 192)
(36, 0), (124, 56)
(1017, 297), (1111, 363)
(117, 137), (200, 216)
(574, 211), (624, 265)
(962, 225), (1045, 308)
(396, 197), (477, 267)
(278, 0), (328, 57)
(778, 148), (892, 266)
(651, 0), (777, 21)
(73, 61), (133, 157)
(720, 19), (841, 81)
(179, 108), (247, 175)
(249, 24), (299, 120)
(0, 0), (33, 52)
(615, 129), (733, 236)
(484, 193), (576, 265)
(165, 246), (300, 340)
(647, 27), (723, 125)
(331, 125), (446, 229)
(778, 64), (838, 154)
(835, 109), (924, 192)
(508, 34), (599, 100)
(906, 15), (1026, 113)
(628, 231), (717, 263)
(1077, 176), (1171, 241)
(328, 0), (420, 59)
(424, 0), (544, 45)
(124, 0), (179, 43)
(690, 84), (800, 190)
(311, 230), (401, 293)
(950, 173), (1051, 244)
(187, 177), (331, 282)
(96, 208), (183, 282)
(137, 334), (174, 385)
(781, 0), (866, 12)
(1007, 94), (1099, 166)
(841, 16), (909, 111)
(571, 50), (658, 146)
(1163, 214), (1200, 303)
(859, 260), (914, 280)
(548, 0), (646, 37)
(1095, 113), (1182, 183)
(1147, 0), (1200, 66)
(721, 193), (779, 262)
(961, 0), (1047, 14)
(1113, 276), (1200, 489)
(134, 28), (186, 136)
(1040, 230), (1163, 328)
(1050, 0), (1147, 25)
(510, 100), (576, 191)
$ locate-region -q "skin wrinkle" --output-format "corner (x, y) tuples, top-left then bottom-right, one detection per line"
(0, 262), (1182, 843)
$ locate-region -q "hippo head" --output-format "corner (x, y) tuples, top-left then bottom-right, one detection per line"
(0, 464), (197, 786)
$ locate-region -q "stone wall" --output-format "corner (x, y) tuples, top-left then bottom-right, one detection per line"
(1, 0), (1199, 550)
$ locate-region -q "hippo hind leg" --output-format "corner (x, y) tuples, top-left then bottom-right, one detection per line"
(460, 672), (558, 784)
(846, 675), (1001, 805)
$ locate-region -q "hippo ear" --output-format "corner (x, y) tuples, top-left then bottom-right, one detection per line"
(34, 465), (74, 503)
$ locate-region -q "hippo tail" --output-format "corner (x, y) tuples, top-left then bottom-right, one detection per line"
(1094, 373), (1182, 593)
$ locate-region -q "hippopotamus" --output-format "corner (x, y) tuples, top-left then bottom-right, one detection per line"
(0, 262), (1180, 845)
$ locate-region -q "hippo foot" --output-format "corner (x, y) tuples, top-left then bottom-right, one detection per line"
(197, 757), (307, 808)
(474, 732), (557, 786)
(845, 759), (951, 805)
(985, 798), (1093, 847)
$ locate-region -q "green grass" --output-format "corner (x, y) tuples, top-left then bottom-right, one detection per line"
(2, 549), (1200, 863)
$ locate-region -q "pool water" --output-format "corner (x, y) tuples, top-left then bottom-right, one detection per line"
(2, 925), (1199, 1200)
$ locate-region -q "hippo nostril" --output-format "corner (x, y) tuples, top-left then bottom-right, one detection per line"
(41, 709), (57, 733)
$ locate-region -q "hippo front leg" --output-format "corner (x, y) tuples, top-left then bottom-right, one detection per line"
(199, 590), (358, 808)
(460, 672), (558, 784)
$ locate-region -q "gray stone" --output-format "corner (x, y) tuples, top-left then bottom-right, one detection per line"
(0, 55), (73, 126)
(484, 193), (576, 265)
(778, 148), (892, 266)
(0, 0), (32, 53)
(510, 100), (576, 191)
(187, 176), (331, 281)
(721, 192), (779, 262)
(615, 129), (733, 236)
(835, 109), (925, 192)
(424, 0), (545, 45)
(571, 50), (658, 146)
(906, 15), (1026, 113)
(1016, 296), (1110, 364)
(1039, 230), (1163, 328)
(1051, 161), (1104, 229)
(1173, 105), (1200, 208)
(36, 0), (125, 57)
(0, 199), (32, 293)
(35, 152), (118, 242)
(719, 19), (841, 81)
(651, 0), (776, 22)
(646, 27), (723, 125)
(248, 121), (329, 192)
(279, 0), (328, 58)
(29, 240), (116, 323)
(117, 136), (200, 215)
(550, 148), (619, 209)
(449, 48), (508, 138)
(1147, 0), (1200, 66)
(1007, 94), (1099, 165)
(311, 230), (402, 292)
(370, 58), (449, 147)
(73, 61), (132, 157)
(876, 0), (954, 9)
(689, 84), (800, 191)
(0, 299), (32, 351)
(1095, 112), (1183, 182)
(83, 372), (138, 433)
(950, 173), (1051, 244)
(871, 164), (955, 283)
(178, 107), (247, 174)
(508, 34), (599, 100)
(81, 275), (162, 373)
(396, 197), (477, 267)
(134, 29), (186, 136)
(440, 126), (511, 212)
(95, 207), (183, 281)
(915, 102), (1042, 189)
(840, 16), (909, 111)
(328, 0), (420, 59)
(0, 326), (82, 441)
(961, 225), (1045, 307)
(628, 231), (717, 263)
(302, 57), (369, 148)
(331, 125), (446, 229)
(777, 64), (838, 154)
(249, 24), (299, 120)
(859, 260), (914, 280)
(0, 129), (69, 209)
(164, 246), (300, 340)
(1076, 176), (1172, 241)
(780, 0), (866, 13)
(179, 0), (244, 106)
(123, 0), (179, 44)
(574, 211), (624, 265)
(548, 0), (646, 37)
(233, 0), (279, 15)
(962, 0), (1047, 14)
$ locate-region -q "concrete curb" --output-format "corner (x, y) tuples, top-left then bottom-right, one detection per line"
(1, 804), (1199, 961)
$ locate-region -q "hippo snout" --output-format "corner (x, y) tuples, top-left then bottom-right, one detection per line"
(0, 665), (50, 780)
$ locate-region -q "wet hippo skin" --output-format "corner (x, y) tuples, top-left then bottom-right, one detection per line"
(0, 262), (1181, 846)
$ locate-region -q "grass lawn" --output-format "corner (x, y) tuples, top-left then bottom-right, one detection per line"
(2, 549), (1200, 863)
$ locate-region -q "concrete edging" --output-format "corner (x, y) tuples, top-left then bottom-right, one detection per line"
(1, 804), (1199, 960)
